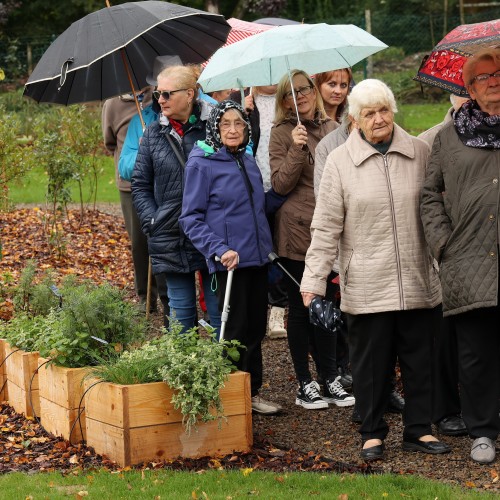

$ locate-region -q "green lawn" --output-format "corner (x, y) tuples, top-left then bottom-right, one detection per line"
(0, 469), (495, 499)
(397, 102), (451, 136)
(7, 155), (118, 205)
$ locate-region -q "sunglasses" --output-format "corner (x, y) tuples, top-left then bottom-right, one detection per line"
(152, 88), (188, 101)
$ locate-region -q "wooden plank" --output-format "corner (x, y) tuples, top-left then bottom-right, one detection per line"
(85, 371), (251, 428)
(0, 339), (7, 402)
(38, 359), (87, 408)
(4, 344), (39, 391)
(7, 380), (40, 417)
(40, 396), (85, 443)
(86, 414), (252, 467)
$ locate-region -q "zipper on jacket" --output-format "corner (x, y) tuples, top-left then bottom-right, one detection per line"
(383, 154), (404, 309)
(235, 156), (264, 263)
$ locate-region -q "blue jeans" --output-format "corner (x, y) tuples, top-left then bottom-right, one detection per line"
(163, 270), (221, 335)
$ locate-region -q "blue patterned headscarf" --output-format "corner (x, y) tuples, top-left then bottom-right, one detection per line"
(205, 100), (252, 154)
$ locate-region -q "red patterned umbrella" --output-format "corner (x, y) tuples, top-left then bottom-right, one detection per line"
(414, 19), (500, 96)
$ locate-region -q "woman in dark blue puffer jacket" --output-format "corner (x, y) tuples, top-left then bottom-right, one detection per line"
(180, 100), (281, 415)
(131, 65), (220, 333)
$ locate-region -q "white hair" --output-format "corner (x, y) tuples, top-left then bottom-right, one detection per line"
(347, 79), (398, 121)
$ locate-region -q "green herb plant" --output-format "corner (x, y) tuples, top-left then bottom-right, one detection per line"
(159, 323), (242, 435)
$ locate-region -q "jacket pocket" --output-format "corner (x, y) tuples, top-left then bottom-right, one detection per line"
(343, 249), (354, 287)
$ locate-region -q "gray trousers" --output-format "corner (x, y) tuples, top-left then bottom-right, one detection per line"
(119, 190), (158, 303)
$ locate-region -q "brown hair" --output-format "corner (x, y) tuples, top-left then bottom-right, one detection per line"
(274, 69), (328, 123)
(463, 47), (500, 86)
(313, 68), (352, 122)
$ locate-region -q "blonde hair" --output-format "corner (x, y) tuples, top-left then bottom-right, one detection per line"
(347, 79), (397, 121)
(157, 65), (199, 92)
(274, 69), (328, 123)
(463, 47), (500, 86)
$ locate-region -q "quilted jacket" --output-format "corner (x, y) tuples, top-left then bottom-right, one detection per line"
(420, 121), (500, 316)
(301, 125), (442, 315)
(131, 113), (207, 275)
(269, 115), (336, 260)
(180, 145), (273, 274)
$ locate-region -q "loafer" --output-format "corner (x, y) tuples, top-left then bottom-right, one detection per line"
(402, 436), (451, 454)
(386, 389), (405, 414)
(471, 437), (496, 464)
(361, 442), (385, 461)
(437, 415), (467, 436)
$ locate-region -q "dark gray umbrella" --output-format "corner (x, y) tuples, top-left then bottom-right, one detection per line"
(23, 1), (230, 105)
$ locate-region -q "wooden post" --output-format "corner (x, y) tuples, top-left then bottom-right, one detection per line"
(27, 43), (33, 75)
(365, 10), (373, 79)
(459, 0), (465, 25)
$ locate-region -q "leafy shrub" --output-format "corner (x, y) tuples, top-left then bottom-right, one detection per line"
(0, 312), (57, 352)
(39, 281), (146, 368)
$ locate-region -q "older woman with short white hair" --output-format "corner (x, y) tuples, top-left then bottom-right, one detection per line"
(301, 79), (450, 461)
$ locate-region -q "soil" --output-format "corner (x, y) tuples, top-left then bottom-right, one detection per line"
(1, 204), (499, 493)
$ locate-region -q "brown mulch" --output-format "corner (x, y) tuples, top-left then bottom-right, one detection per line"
(1, 206), (499, 492)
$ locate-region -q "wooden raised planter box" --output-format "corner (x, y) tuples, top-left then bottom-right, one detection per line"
(0, 339), (8, 402)
(4, 342), (40, 417)
(37, 358), (88, 443)
(84, 370), (252, 467)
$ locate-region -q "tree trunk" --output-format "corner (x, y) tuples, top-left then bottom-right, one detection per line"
(231, 0), (248, 19)
(205, 0), (220, 13)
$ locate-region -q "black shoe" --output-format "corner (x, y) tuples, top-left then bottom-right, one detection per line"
(337, 366), (353, 390)
(361, 442), (385, 461)
(351, 407), (362, 423)
(436, 415), (467, 436)
(386, 389), (404, 413)
(323, 376), (355, 407)
(295, 380), (329, 410)
(402, 436), (451, 454)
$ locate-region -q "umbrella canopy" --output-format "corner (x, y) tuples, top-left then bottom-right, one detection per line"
(253, 17), (301, 26)
(23, 1), (230, 105)
(198, 23), (387, 93)
(414, 19), (500, 96)
(309, 296), (343, 334)
(226, 18), (274, 45)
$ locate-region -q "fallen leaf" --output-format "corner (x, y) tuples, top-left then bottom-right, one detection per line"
(242, 468), (253, 476)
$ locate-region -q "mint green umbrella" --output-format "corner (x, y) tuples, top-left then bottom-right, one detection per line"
(198, 23), (387, 119)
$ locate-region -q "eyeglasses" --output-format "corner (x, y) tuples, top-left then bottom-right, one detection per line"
(220, 120), (247, 132)
(283, 85), (314, 100)
(470, 71), (500, 85)
(152, 88), (188, 101)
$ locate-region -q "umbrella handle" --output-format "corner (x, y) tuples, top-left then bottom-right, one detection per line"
(285, 56), (301, 125)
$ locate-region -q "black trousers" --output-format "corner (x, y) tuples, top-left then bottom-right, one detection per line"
(216, 266), (268, 397)
(453, 306), (500, 439)
(432, 316), (461, 423)
(347, 307), (440, 441)
(281, 258), (337, 382)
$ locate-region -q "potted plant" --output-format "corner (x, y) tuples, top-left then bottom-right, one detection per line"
(84, 323), (252, 467)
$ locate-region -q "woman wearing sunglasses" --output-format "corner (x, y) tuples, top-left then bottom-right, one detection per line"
(132, 64), (221, 334)
(269, 69), (352, 410)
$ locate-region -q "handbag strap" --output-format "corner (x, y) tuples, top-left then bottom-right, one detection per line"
(164, 130), (186, 168)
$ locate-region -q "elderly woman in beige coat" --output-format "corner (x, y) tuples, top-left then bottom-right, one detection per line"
(301, 79), (449, 461)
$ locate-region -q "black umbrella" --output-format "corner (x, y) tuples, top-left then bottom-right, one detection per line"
(23, 1), (231, 106)
(309, 296), (343, 334)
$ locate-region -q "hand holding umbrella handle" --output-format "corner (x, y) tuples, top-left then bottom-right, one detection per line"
(215, 255), (235, 342)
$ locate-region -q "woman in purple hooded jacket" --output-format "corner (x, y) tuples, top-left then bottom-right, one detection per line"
(180, 100), (281, 416)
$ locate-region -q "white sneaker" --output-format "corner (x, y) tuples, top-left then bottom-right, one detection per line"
(268, 306), (287, 339)
(251, 395), (282, 415)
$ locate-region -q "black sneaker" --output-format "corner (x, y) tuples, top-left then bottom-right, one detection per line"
(296, 380), (329, 409)
(323, 376), (356, 407)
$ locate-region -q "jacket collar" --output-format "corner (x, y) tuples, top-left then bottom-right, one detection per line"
(347, 124), (416, 167)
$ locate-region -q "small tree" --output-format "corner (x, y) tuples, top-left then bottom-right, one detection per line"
(0, 103), (34, 211)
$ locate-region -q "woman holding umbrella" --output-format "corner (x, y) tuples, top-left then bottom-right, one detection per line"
(179, 100), (281, 415)
(131, 64), (221, 334)
(301, 79), (449, 461)
(269, 69), (354, 410)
